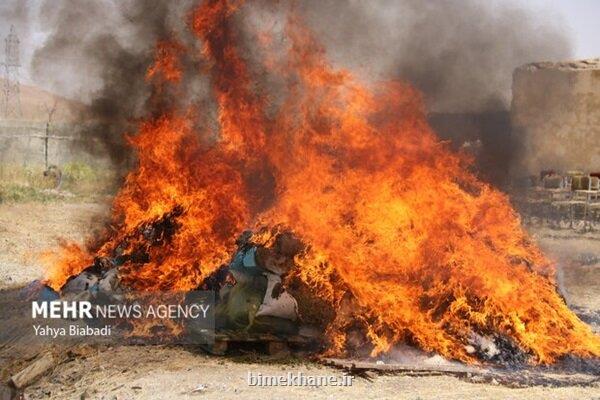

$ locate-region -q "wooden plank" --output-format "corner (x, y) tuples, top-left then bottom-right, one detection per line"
(10, 353), (56, 389)
(266, 341), (291, 357)
(210, 341), (228, 355)
(320, 357), (481, 375)
(320, 357), (600, 387)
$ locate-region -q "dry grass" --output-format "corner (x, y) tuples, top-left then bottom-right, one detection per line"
(0, 162), (117, 203)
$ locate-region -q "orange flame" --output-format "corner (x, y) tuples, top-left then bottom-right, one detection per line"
(42, 241), (94, 290)
(145, 40), (185, 84)
(44, 0), (599, 363)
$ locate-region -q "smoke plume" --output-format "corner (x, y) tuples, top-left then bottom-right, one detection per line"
(27, 0), (571, 175)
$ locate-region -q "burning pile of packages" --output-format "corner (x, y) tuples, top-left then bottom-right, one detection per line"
(42, 210), (309, 340)
(42, 0), (600, 365)
(36, 211), (587, 367)
(207, 229), (305, 334)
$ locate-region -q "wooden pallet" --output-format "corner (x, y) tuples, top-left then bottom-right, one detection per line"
(206, 331), (317, 356)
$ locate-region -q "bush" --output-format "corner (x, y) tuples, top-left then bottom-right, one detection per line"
(62, 162), (98, 183)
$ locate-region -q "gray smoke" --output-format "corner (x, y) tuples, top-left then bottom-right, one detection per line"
(297, 0), (571, 113)
(29, 0), (198, 168)
(252, 0), (571, 185)
(24, 0), (571, 177)
(295, 0), (572, 185)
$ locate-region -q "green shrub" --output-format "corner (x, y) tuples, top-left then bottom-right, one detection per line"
(62, 162), (98, 183)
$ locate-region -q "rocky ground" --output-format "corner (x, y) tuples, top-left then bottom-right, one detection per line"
(0, 202), (599, 400)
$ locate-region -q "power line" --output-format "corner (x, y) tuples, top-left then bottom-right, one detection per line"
(2, 25), (22, 118)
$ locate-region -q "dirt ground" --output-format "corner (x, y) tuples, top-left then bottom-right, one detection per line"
(0, 202), (110, 289)
(0, 202), (599, 400)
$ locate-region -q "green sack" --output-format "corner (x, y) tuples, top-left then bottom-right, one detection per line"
(215, 274), (267, 331)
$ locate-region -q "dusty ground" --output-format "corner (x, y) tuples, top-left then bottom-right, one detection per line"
(530, 228), (600, 311)
(1, 202), (599, 400)
(17, 346), (600, 400)
(0, 202), (109, 289)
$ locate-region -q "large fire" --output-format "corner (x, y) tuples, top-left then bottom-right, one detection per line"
(44, 0), (599, 364)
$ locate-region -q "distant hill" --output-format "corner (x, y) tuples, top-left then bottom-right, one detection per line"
(0, 80), (84, 123)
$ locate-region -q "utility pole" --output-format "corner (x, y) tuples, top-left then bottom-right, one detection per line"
(2, 25), (22, 118)
(44, 100), (57, 169)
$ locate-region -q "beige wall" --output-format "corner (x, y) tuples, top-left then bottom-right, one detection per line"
(511, 60), (600, 176)
(0, 121), (110, 167)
